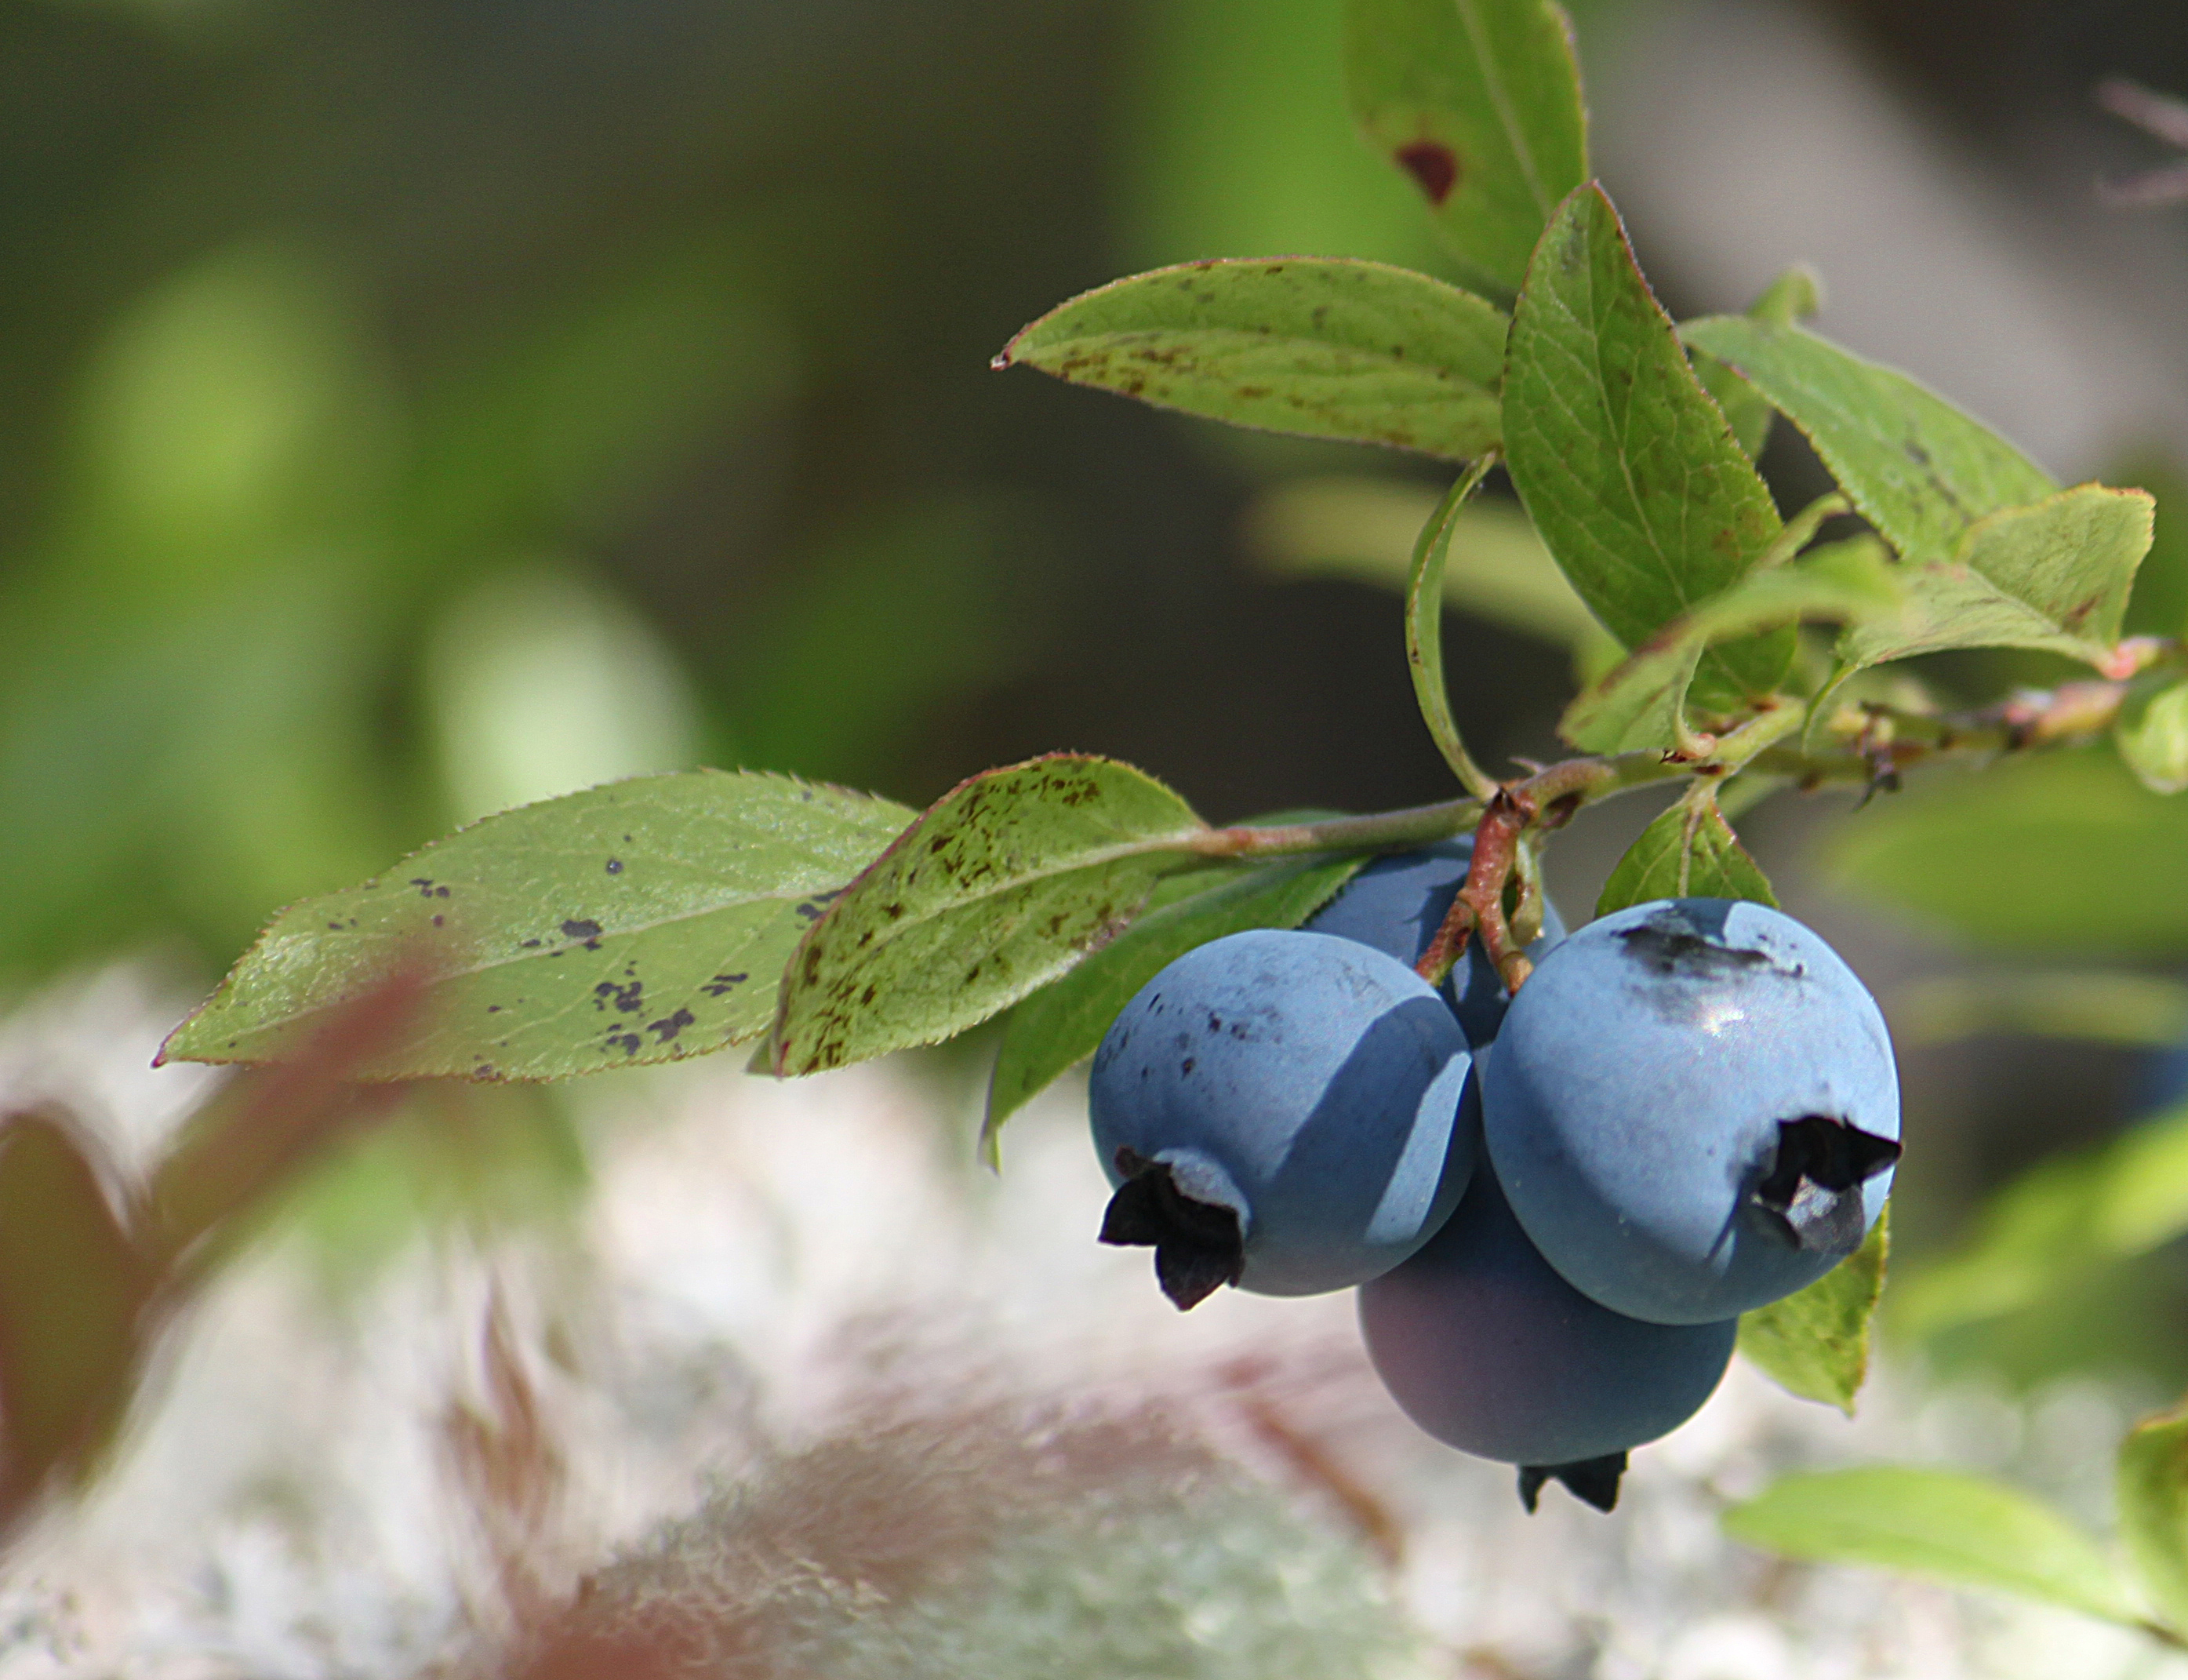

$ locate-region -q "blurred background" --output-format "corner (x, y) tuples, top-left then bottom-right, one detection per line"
(9, 0), (2188, 1671)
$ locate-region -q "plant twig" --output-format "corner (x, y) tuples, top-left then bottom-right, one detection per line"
(1192, 674), (2140, 871)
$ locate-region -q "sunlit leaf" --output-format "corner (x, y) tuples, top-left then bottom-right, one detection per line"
(1738, 1207), (1888, 1414)
(997, 258), (1507, 460)
(2117, 1397), (2188, 1635)
(1834, 485), (2153, 673)
(1677, 316), (2055, 565)
(1594, 793), (1776, 918)
(769, 756), (1209, 1076)
(1692, 265), (1822, 462)
(1503, 184), (1790, 708)
(162, 772), (915, 1081)
(2117, 674), (2188, 796)
(1343, 0), (1589, 298)
(1725, 1466), (2143, 1625)
(1826, 749), (2188, 954)
(1558, 539), (1899, 752)
(981, 853), (1367, 1161)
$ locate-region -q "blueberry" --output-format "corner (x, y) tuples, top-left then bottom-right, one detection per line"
(1483, 897), (1901, 1325)
(1358, 1158), (1735, 1511)
(1304, 838), (1565, 1045)
(1090, 929), (1477, 1309)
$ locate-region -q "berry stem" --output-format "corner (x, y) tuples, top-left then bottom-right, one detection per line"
(1415, 784), (1536, 994)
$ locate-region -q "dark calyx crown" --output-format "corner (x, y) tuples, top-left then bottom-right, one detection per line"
(1099, 1146), (1245, 1311)
(1751, 1114), (1901, 1251)
(1518, 1453), (1629, 1515)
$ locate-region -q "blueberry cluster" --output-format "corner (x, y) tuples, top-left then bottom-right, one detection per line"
(1089, 846), (1901, 1513)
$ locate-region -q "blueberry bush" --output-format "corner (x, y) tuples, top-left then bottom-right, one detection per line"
(36, 0), (2178, 1645)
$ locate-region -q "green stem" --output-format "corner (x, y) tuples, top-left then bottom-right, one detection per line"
(1190, 671), (2133, 861)
(1405, 455), (1502, 801)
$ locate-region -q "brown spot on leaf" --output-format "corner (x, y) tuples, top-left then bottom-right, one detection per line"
(1395, 140), (1461, 205)
(644, 1009), (695, 1044)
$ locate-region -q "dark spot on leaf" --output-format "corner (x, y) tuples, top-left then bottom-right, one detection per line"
(1395, 140), (1461, 205)
(562, 918), (605, 950)
(701, 973), (747, 997)
(605, 858), (623, 875)
(645, 1008), (695, 1043)
(606, 1032), (641, 1055)
(431, 914), (444, 928)
(1181, 1057), (1196, 1075)
(594, 980), (644, 1014)
(521, 939), (542, 949)
(488, 1005), (501, 1013)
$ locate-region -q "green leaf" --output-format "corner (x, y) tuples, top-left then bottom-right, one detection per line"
(1738, 1205), (1888, 1413)
(1558, 537), (1899, 752)
(1692, 265), (1822, 462)
(162, 771), (916, 1082)
(1343, 0), (1589, 299)
(2117, 1397), (2188, 1634)
(1677, 316), (2055, 565)
(980, 853), (1368, 1161)
(1824, 747), (2188, 955)
(2117, 674), (2188, 795)
(768, 755), (1209, 1076)
(1724, 1466), (2143, 1625)
(1408, 458), (1500, 793)
(1503, 184), (1791, 707)
(995, 258), (1507, 460)
(1594, 792), (1777, 918)
(1894, 1093), (2188, 1340)
(1833, 485), (2154, 673)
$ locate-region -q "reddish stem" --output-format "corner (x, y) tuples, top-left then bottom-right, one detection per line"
(1417, 784), (1539, 994)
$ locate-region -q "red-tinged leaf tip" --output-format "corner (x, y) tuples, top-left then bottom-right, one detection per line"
(1395, 140), (1461, 206)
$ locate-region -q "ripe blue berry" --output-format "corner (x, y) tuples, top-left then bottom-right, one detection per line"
(1304, 838), (1565, 1045)
(1090, 929), (1477, 1308)
(1358, 1160), (1735, 1511)
(1483, 898), (1900, 1325)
